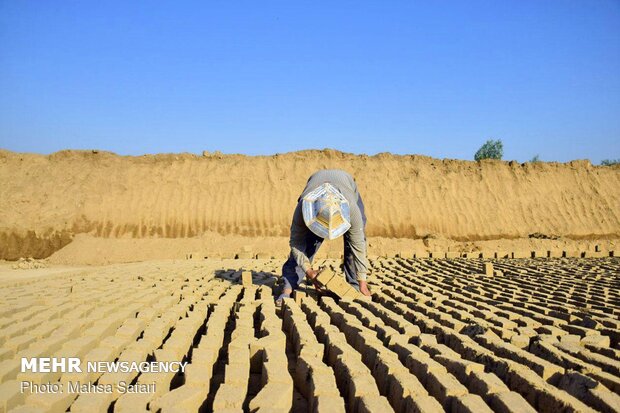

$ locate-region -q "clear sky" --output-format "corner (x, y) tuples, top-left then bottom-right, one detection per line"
(1, 1), (619, 163)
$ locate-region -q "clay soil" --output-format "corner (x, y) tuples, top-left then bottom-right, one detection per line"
(1, 149), (619, 262)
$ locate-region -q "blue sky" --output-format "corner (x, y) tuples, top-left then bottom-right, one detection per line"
(1, 1), (618, 162)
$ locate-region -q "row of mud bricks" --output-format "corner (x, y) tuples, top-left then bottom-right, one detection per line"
(1, 257), (619, 412)
(187, 248), (616, 260)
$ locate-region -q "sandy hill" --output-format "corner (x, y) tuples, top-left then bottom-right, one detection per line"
(1, 149), (619, 261)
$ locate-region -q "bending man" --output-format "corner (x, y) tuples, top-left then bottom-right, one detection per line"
(278, 169), (371, 302)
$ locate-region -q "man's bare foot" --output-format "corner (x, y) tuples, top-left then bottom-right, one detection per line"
(359, 280), (371, 296)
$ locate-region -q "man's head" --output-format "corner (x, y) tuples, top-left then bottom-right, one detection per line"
(301, 183), (351, 240)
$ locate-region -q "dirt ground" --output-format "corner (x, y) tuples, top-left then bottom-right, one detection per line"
(1, 256), (618, 412)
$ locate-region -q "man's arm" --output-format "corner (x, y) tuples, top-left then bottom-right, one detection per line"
(344, 223), (369, 280)
(289, 201), (312, 273)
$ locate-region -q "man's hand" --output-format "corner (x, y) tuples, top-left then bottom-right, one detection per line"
(305, 268), (324, 291)
(305, 268), (319, 280)
(359, 280), (371, 296)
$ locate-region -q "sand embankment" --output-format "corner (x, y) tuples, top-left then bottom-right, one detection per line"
(1, 149), (619, 261)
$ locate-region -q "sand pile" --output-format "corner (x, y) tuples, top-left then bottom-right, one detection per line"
(1, 149), (618, 262)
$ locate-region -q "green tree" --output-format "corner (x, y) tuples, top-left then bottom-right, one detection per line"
(601, 159), (619, 166)
(474, 139), (503, 161)
(529, 154), (541, 162)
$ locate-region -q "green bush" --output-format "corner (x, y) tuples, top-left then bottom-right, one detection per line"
(601, 159), (619, 166)
(529, 154), (541, 163)
(474, 139), (503, 161)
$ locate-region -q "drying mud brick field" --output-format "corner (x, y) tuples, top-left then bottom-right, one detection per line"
(1, 256), (619, 413)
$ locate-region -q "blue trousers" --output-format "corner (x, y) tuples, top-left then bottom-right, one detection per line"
(282, 196), (366, 292)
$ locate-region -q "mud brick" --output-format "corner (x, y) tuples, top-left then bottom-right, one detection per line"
(138, 371), (176, 396)
(161, 338), (190, 360)
(327, 279), (355, 298)
(0, 348), (11, 363)
(0, 360), (20, 383)
(356, 394), (394, 412)
(118, 347), (149, 363)
(425, 369), (469, 409)
(192, 345), (219, 366)
(560, 342), (620, 376)
(327, 338), (357, 367)
(435, 355), (485, 383)
(505, 365), (594, 412)
(510, 334), (530, 349)
(236, 251), (254, 259)
(468, 371), (510, 397)
(563, 324), (599, 337)
(225, 362), (250, 385)
(452, 394), (494, 413)
(25, 390), (77, 413)
(241, 271), (253, 286)
(477, 336), (564, 380)
(98, 335), (130, 352)
(0, 380), (25, 413)
(558, 371), (620, 413)
(292, 289), (306, 305)
(446, 252), (460, 259)
(484, 262), (494, 276)
(184, 363), (213, 386)
(548, 249), (563, 258)
(559, 334), (581, 345)
(529, 250), (544, 258)
(370, 351), (406, 393)
(57, 337), (99, 357)
(298, 341), (324, 360)
(3, 334), (36, 353)
(249, 380), (294, 412)
(315, 268), (336, 286)
(84, 318), (124, 338)
(347, 375), (381, 409)
(406, 355), (446, 383)
(332, 352), (369, 386)
(295, 358), (335, 399)
(153, 345), (185, 361)
(309, 370), (340, 397)
(114, 392), (152, 413)
(530, 340), (597, 374)
(314, 394), (346, 413)
(70, 392), (114, 413)
(98, 372), (137, 396)
(510, 250), (528, 258)
(537, 325), (567, 336)
(404, 395), (444, 413)
(581, 335), (610, 347)
(386, 369), (427, 412)
(488, 391), (537, 413)
(150, 386), (208, 412)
